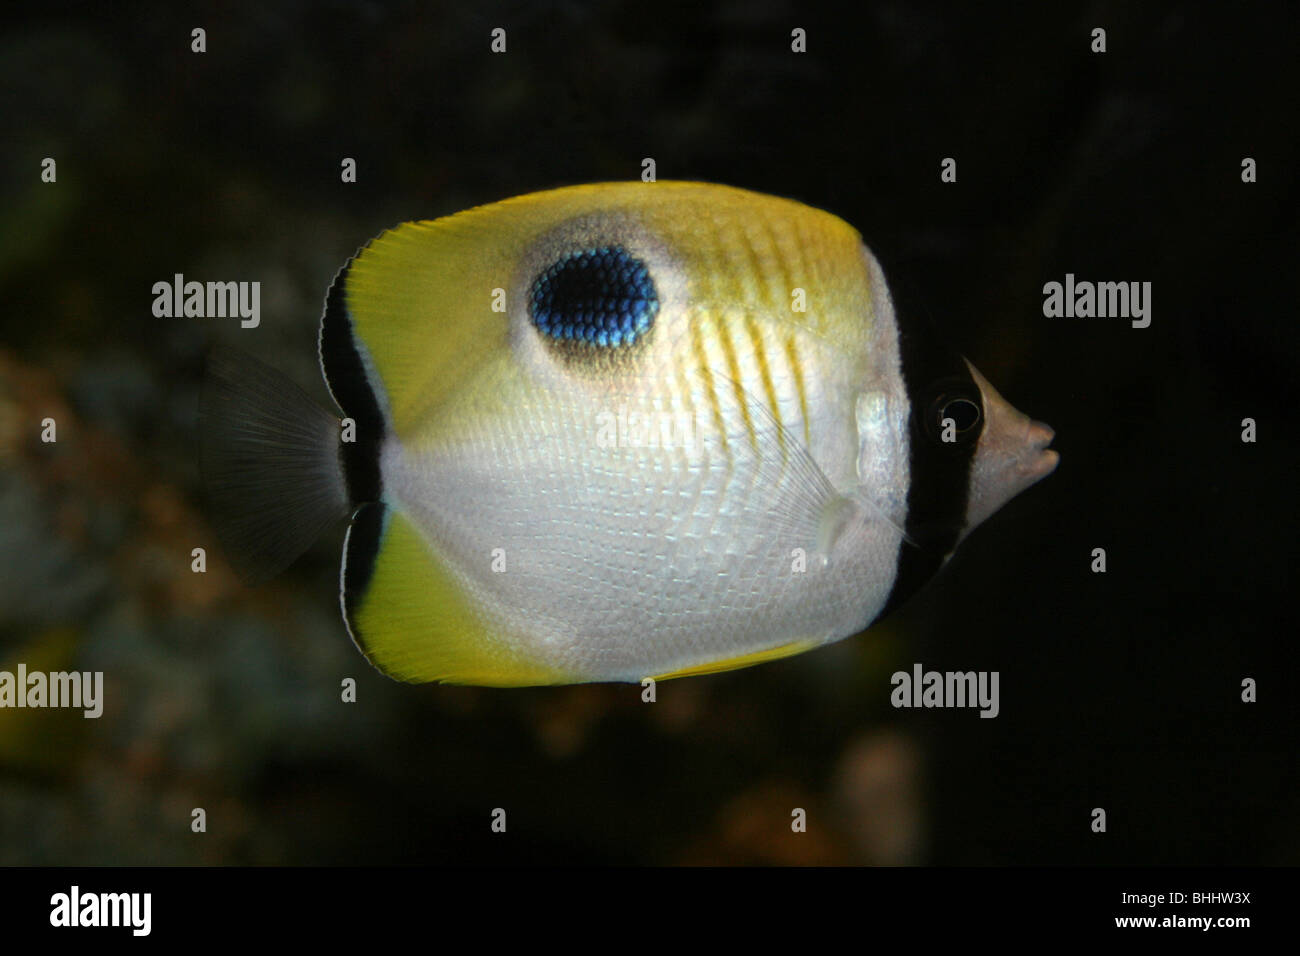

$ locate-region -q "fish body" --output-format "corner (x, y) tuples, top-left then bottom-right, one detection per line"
(203, 182), (1058, 685)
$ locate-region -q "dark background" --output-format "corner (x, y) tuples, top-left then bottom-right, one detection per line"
(0, 1), (1294, 865)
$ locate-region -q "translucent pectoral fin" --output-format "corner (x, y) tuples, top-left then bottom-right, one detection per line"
(698, 367), (911, 559)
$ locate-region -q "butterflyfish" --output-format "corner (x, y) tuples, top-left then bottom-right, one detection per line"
(201, 182), (1058, 686)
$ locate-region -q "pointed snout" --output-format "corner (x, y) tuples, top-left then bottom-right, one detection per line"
(962, 362), (1058, 535)
(1022, 419), (1060, 482)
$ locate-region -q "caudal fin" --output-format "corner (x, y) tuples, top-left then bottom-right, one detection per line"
(199, 345), (349, 582)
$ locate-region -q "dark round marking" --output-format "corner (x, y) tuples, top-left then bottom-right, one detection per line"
(528, 246), (659, 348)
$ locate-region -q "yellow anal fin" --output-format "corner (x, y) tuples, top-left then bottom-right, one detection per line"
(648, 639), (821, 682)
(344, 504), (574, 686)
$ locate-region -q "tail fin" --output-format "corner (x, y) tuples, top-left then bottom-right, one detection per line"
(199, 345), (349, 582)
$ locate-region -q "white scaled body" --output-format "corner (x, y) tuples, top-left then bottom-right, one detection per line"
(381, 233), (912, 680)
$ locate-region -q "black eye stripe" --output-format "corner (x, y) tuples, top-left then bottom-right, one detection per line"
(528, 246), (659, 348)
(878, 310), (981, 618)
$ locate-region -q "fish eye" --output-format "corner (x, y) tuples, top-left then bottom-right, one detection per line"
(924, 386), (982, 444)
(940, 396), (981, 432)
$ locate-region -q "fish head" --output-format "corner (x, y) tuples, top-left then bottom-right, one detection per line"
(961, 361), (1059, 536)
(891, 318), (1058, 555)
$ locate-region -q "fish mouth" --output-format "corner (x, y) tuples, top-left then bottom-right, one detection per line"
(1021, 419), (1060, 483)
